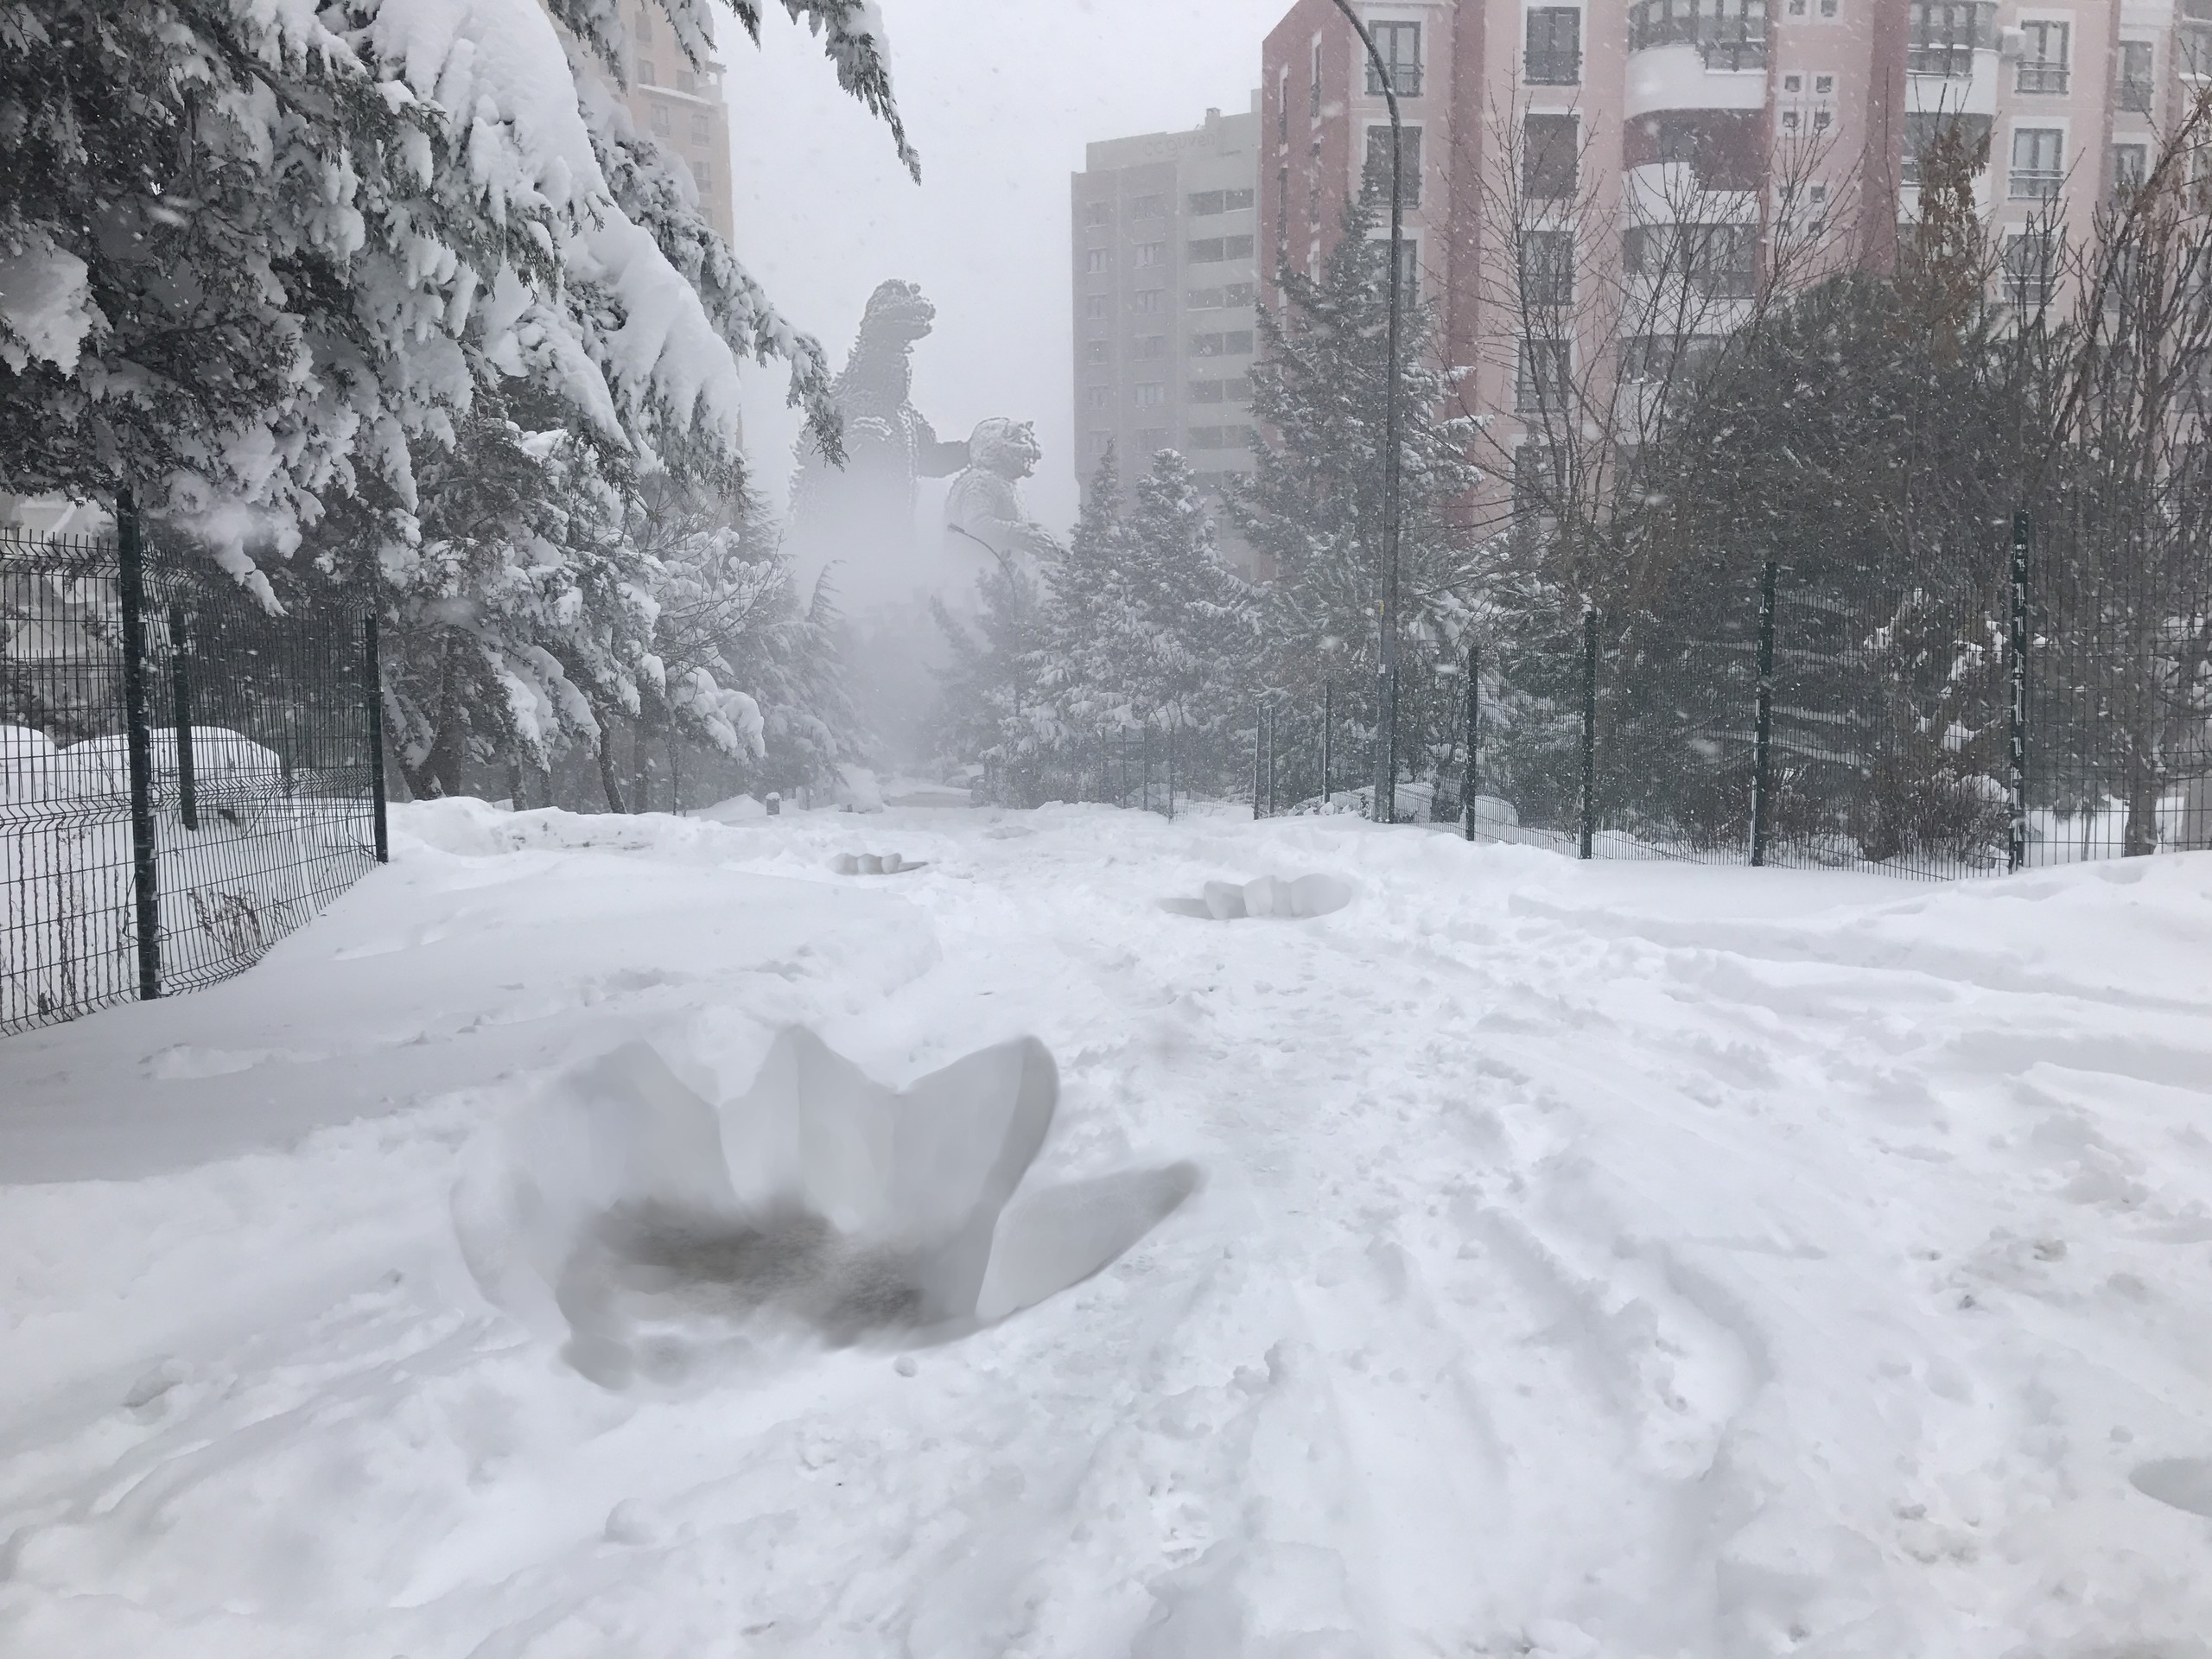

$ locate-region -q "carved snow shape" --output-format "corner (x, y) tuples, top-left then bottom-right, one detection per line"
(1172, 874), (1355, 922)
(455, 1033), (1193, 1386)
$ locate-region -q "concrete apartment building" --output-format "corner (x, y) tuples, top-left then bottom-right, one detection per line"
(1261, 0), (2210, 519)
(1070, 99), (1265, 558)
(564, 2), (735, 242)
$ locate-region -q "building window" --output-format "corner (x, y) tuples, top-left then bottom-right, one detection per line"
(1129, 194), (1169, 220)
(1084, 340), (1111, 364)
(2008, 128), (2064, 200)
(1187, 235), (1255, 264)
(1620, 334), (1722, 384)
(1624, 223), (1757, 297)
(649, 103), (672, 136)
(1133, 335), (1166, 359)
(1086, 249), (1110, 274)
(1084, 295), (1109, 320)
(1188, 283), (1256, 310)
(2113, 143), (2149, 194)
(1192, 330), (1255, 357)
(1275, 166), (1290, 251)
(676, 69), (697, 94)
(1906, 2), (1995, 79)
(1902, 111), (1991, 186)
(1135, 241), (1166, 267)
(1087, 430), (1115, 456)
(1523, 113), (1580, 200)
(1363, 125), (1423, 207)
(1139, 428), (1172, 453)
(1135, 383), (1166, 409)
(1389, 238), (1420, 307)
(1788, 0), (1841, 12)
(1513, 442), (1560, 526)
(1131, 289), (1164, 314)
(1628, 0), (1767, 72)
(1191, 190), (1224, 215)
(1187, 425), (1252, 451)
(633, 9), (653, 42)
(2003, 229), (2057, 310)
(1312, 40), (1325, 105)
(1085, 201), (1111, 226)
(691, 111), (713, 143)
(638, 57), (659, 85)
(1278, 71), (1289, 143)
(694, 158), (714, 192)
(2188, 2), (2212, 81)
(1519, 229), (1575, 307)
(1366, 21), (1423, 96)
(1191, 378), (1225, 404)
(1525, 8), (1582, 86)
(1084, 386), (1111, 410)
(2017, 21), (2069, 94)
(2117, 41), (2155, 112)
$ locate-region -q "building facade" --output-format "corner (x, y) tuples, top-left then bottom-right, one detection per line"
(556, 2), (734, 242)
(1071, 99), (1264, 560)
(1262, 0), (2209, 521)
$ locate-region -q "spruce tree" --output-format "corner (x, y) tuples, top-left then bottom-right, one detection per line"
(1229, 188), (1486, 794)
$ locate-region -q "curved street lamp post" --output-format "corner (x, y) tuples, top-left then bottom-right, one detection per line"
(1326, 0), (1407, 826)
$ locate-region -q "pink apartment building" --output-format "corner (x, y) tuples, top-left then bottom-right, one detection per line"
(1262, 1), (2211, 517)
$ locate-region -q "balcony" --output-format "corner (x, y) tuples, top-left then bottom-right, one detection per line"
(1905, 2), (1996, 78)
(1365, 62), (1423, 98)
(2117, 77), (2156, 113)
(1628, 1), (1769, 73)
(2016, 61), (2069, 95)
(2008, 167), (2063, 202)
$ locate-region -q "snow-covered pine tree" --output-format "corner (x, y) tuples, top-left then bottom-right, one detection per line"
(1, 0), (913, 799)
(1228, 187), (1488, 799)
(1118, 450), (1257, 741)
(931, 559), (1054, 802)
(1035, 448), (1137, 733)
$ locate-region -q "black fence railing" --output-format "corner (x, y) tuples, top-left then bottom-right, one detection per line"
(973, 721), (1195, 817)
(2, 518), (386, 1034)
(1252, 523), (2212, 879)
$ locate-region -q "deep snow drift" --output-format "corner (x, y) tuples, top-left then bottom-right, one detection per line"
(2, 798), (2209, 1658)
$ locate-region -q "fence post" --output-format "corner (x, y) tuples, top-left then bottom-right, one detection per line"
(1166, 725), (1175, 820)
(1580, 604), (1599, 861)
(2009, 511), (2031, 873)
(1253, 703), (1264, 819)
(1142, 722), (1152, 814)
(1267, 704), (1279, 817)
(1322, 681), (1332, 803)
(364, 610), (391, 863)
(117, 493), (162, 1001)
(167, 602), (199, 833)
(1751, 559), (1777, 867)
(1463, 641), (1478, 842)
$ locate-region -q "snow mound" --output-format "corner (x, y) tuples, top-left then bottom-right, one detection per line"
(455, 1033), (1195, 1386)
(1161, 873), (1355, 921)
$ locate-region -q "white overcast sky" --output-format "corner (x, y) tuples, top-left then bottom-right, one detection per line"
(720, 0), (1290, 535)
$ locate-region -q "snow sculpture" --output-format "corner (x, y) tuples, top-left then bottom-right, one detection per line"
(454, 1033), (1197, 1386)
(944, 418), (1058, 569)
(786, 280), (969, 575)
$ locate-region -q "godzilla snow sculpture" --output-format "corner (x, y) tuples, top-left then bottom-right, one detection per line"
(785, 279), (969, 582)
(943, 418), (1058, 570)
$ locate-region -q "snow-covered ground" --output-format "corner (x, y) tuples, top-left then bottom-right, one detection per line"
(3, 798), (2209, 1658)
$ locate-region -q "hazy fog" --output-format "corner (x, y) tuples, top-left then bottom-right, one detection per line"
(723, 0), (1287, 559)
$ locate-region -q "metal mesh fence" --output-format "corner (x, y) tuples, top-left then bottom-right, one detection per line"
(1249, 524), (2212, 878)
(2, 522), (385, 1033)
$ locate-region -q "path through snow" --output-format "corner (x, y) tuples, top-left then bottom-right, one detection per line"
(2, 799), (2209, 1658)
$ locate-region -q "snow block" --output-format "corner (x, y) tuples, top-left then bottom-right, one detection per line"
(1174, 874), (1354, 923)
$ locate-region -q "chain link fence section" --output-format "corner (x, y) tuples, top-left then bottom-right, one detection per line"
(1247, 527), (2211, 878)
(2, 520), (387, 1034)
